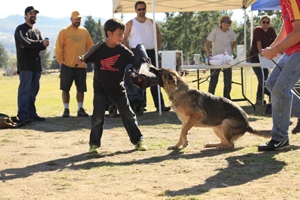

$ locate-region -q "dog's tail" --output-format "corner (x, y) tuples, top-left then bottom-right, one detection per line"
(246, 126), (271, 138)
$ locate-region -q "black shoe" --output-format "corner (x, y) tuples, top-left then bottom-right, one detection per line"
(62, 108), (70, 118)
(77, 108), (89, 117)
(31, 116), (46, 121)
(18, 118), (33, 124)
(258, 139), (290, 151)
(264, 103), (272, 115)
(292, 120), (300, 134)
(156, 106), (171, 112)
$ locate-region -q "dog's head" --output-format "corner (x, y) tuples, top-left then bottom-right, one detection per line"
(155, 68), (181, 90)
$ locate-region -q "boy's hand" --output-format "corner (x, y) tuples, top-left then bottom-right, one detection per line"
(261, 47), (278, 60)
(75, 56), (83, 65)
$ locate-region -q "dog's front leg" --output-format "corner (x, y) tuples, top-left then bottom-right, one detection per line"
(167, 134), (183, 150)
(168, 115), (199, 150)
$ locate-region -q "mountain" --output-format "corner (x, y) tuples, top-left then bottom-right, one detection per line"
(0, 15), (107, 58)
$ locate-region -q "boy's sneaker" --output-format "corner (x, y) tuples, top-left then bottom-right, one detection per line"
(292, 119), (300, 134)
(89, 145), (100, 154)
(258, 139), (290, 151)
(62, 108), (70, 118)
(78, 108), (88, 117)
(135, 141), (148, 151)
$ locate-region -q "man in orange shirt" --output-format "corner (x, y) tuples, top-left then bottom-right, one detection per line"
(55, 11), (94, 117)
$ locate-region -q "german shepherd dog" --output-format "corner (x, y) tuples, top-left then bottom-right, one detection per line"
(149, 68), (271, 150)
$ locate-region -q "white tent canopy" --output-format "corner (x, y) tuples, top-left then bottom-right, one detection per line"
(112, 0), (258, 114)
(113, 0), (257, 13)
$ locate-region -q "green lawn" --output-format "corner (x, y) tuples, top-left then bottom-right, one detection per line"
(0, 68), (260, 117)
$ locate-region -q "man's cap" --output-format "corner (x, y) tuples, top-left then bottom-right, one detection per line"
(71, 11), (81, 19)
(25, 6), (39, 14)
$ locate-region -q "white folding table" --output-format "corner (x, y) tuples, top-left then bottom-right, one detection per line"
(181, 63), (261, 110)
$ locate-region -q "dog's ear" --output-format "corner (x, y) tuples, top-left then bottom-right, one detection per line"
(167, 74), (178, 85)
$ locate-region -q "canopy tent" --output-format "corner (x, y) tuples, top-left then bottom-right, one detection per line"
(113, 0), (258, 60)
(113, 0), (257, 13)
(112, 0), (258, 113)
(251, 0), (280, 11)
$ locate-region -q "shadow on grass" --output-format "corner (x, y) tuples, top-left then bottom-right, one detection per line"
(165, 147), (300, 197)
(0, 147), (236, 182)
(241, 104), (272, 118)
(2, 146), (299, 190)
(17, 111), (181, 132)
(0, 150), (134, 182)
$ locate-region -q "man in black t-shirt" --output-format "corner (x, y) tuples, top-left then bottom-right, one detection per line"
(14, 6), (49, 124)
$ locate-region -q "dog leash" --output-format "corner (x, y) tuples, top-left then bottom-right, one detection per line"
(270, 57), (300, 96)
(191, 53), (259, 83)
(191, 53), (300, 97)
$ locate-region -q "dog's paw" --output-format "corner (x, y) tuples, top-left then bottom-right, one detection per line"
(204, 142), (214, 148)
(167, 145), (179, 150)
(216, 146), (225, 150)
(182, 141), (189, 149)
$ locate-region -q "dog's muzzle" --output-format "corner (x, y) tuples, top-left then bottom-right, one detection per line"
(129, 43), (164, 90)
(131, 64), (163, 90)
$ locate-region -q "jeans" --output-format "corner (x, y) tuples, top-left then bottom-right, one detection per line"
(265, 53), (300, 141)
(208, 68), (232, 99)
(252, 66), (270, 101)
(17, 70), (41, 119)
(89, 84), (143, 147)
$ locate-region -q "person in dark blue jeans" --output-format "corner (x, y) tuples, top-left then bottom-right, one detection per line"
(14, 6), (49, 124)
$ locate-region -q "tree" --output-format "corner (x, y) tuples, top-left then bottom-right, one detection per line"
(40, 49), (51, 69)
(84, 16), (105, 42)
(0, 42), (9, 68)
(160, 11), (225, 63)
(50, 55), (60, 69)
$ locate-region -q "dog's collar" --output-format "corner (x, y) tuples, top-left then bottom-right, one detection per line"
(169, 84), (189, 102)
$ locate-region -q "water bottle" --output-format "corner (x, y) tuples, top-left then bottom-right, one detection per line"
(205, 57), (210, 65)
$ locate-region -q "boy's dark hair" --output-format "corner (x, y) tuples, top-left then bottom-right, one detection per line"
(104, 18), (125, 37)
(134, 1), (146, 9)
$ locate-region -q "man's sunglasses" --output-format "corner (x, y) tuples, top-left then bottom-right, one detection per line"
(222, 20), (231, 24)
(262, 21), (270, 24)
(137, 8), (146, 11)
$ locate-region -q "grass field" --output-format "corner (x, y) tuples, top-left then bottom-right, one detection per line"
(0, 68), (261, 116)
(1, 70), (300, 200)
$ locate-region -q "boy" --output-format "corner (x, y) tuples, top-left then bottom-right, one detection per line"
(75, 18), (147, 153)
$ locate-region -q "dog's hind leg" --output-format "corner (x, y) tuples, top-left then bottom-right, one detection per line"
(168, 115), (199, 150)
(204, 125), (234, 150)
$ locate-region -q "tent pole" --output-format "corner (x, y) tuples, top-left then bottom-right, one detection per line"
(243, 8), (247, 61)
(251, 10), (253, 44)
(151, 0), (162, 115)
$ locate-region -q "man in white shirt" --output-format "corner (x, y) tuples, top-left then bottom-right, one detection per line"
(123, 1), (170, 112)
(205, 16), (237, 100)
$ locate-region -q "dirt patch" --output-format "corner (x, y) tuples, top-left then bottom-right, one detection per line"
(1, 108), (300, 200)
